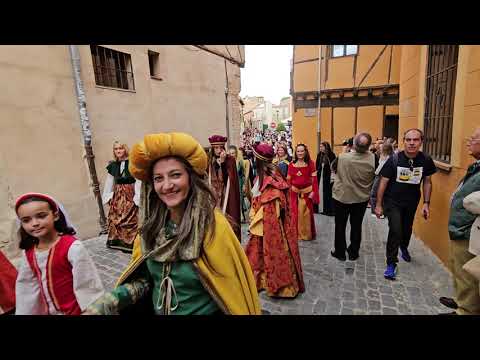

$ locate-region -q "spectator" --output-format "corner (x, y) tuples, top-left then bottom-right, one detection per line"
(331, 133), (376, 261)
(375, 129), (436, 280)
(439, 127), (480, 314)
(315, 141), (336, 216)
(370, 142), (394, 216)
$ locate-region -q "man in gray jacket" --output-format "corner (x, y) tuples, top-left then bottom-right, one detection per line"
(440, 126), (480, 315)
(331, 133), (376, 261)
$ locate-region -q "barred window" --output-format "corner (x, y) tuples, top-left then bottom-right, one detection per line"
(331, 45), (358, 58)
(424, 45), (459, 163)
(90, 45), (135, 90)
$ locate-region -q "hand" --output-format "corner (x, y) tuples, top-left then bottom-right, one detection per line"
(219, 150), (227, 163)
(374, 205), (383, 219)
(422, 203), (430, 220)
(308, 192), (315, 200)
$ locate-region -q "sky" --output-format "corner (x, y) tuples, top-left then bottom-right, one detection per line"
(240, 45), (293, 105)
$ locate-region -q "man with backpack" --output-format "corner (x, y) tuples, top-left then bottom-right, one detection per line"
(375, 128), (437, 280)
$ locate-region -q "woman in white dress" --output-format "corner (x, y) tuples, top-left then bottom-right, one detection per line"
(14, 193), (104, 315)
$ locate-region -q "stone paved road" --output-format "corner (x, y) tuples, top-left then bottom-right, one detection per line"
(83, 212), (454, 315)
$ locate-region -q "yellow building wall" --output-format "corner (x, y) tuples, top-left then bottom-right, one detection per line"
(294, 61), (319, 92)
(399, 45), (480, 266)
(389, 45), (402, 84)
(295, 45), (319, 62)
(332, 107), (355, 153)
(386, 105), (399, 115)
(320, 107), (332, 146)
(398, 45), (422, 150)
(292, 109), (318, 161)
(357, 106), (383, 140)
(323, 45), (401, 90)
(355, 45), (390, 87)
(325, 56), (355, 89)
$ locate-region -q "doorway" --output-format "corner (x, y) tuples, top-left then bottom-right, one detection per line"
(383, 115), (399, 141)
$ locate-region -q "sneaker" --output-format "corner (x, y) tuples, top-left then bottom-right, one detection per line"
(400, 247), (411, 262)
(384, 264), (397, 280)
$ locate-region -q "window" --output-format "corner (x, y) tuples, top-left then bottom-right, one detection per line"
(90, 45), (135, 90)
(423, 45), (459, 163)
(148, 50), (161, 78)
(331, 45), (358, 58)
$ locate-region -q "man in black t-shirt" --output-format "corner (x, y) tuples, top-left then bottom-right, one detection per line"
(375, 128), (437, 280)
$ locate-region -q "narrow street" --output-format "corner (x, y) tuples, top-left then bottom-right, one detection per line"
(83, 212), (454, 315)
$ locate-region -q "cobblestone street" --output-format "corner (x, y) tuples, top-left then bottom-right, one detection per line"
(83, 212), (454, 315)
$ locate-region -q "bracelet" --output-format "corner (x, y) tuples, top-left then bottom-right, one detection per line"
(423, 201), (430, 204)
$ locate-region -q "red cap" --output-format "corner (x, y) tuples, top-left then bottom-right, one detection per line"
(208, 135), (228, 145)
(252, 143), (275, 162)
(15, 193), (58, 214)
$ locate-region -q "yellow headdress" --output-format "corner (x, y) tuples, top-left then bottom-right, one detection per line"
(129, 132), (208, 182)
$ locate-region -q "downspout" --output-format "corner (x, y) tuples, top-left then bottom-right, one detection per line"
(68, 45), (107, 235)
(316, 45), (323, 154)
(224, 59), (231, 147)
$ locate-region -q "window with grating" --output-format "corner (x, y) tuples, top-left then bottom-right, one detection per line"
(90, 45), (135, 90)
(424, 45), (459, 163)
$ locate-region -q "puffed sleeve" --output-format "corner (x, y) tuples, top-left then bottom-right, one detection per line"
(15, 253), (45, 315)
(68, 241), (105, 311)
(102, 173), (115, 205)
(133, 179), (142, 207)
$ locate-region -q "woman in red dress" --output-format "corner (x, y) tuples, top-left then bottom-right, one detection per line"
(0, 250), (17, 315)
(245, 143), (305, 298)
(287, 144), (320, 241)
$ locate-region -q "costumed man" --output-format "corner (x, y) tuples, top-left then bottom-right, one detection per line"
(207, 135), (241, 241)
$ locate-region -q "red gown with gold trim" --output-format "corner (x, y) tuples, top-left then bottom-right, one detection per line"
(245, 173), (305, 298)
(0, 251), (17, 314)
(287, 160), (320, 241)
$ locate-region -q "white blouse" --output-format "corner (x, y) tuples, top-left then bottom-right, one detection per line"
(15, 240), (104, 315)
(102, 161), (141, 206)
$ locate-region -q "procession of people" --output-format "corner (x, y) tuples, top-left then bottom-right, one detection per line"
(2, 124), (480, 316)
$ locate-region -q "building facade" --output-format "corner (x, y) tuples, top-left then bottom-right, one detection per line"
(292, 44), (480, 265)
(398, 45), (479, 264)
(291, 45), (401, 157)
(0, 45), (244, 259)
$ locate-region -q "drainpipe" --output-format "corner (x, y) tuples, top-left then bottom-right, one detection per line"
(68, 45), (107, 235)
(316, 45), (323, 153)
(224, 59), (231, 147)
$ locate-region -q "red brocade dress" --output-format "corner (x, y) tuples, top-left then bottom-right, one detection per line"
(245, 174), (305, 298)
(287, 160), (320, 241)
(0, 251), (17, 314)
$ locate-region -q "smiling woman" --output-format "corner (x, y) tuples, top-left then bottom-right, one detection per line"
(85, 132), (261, 315)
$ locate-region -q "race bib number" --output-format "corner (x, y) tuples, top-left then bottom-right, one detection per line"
(396, 166), (423, 185)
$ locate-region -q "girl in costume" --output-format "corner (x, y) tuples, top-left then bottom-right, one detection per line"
(14, 193), (104, 315)
(273, 142), (291, 178)
(287, 144), (320, 241)
(315, 142), (336, 216)
(245, 143), (305, 298)
(85, 132), (261, 315)
(102, 141), (141, 252)
(0, 250), (17, 315)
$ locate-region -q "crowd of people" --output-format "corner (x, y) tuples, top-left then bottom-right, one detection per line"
(1, 126), (479, 316)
